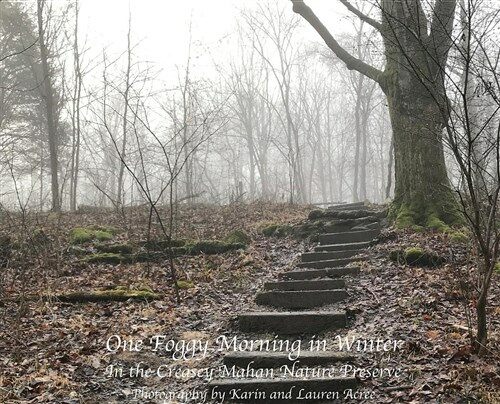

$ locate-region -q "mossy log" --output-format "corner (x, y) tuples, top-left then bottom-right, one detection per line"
(95, 243), (135, 254)
(138, 239), (187, 249)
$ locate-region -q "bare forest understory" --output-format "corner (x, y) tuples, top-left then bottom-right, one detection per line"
(0, 203), (499, 403)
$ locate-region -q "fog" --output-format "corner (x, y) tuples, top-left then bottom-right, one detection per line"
(0, 0), (391, 210)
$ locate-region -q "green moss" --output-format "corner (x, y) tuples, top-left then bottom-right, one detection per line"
(404, 247), (426, 263)
(389, 250), (402, 262)
(223, 230), (251, 245)
(494, 263), (500, 273)
(426, 213), (450, 232)
(140, 239), (186, 249)
(82, 252), (126, 264)
(449, 231), (468, 243)
(131, 283), (153, 293)
(390, 194), (464, 231)
(389, 247), (445, 267)
(394, 204), (416, 229)
(70, 228), (95, 244)
(95, 243), (134, 254)
(93, 230), (114, 242)
(176, 280), (194, 289)
(70, 227), (114, 244)
(57, 288), (160, 303)
(405, 247), (445, 267)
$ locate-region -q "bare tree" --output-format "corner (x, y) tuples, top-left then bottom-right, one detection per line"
(37, 0), (60, 212)
(68, 0), (83, 211)
(244, 2), (307, 203)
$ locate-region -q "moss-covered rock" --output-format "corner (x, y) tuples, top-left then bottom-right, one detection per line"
(94, 230), (115, 242)
(70, 227), (114, 244)
(82, 252), (127, 264)
(56, 287), (160, 303)
(139, 238), (186, 249)
(390, 247), (445, 267)
(185, 240), (246, 255)
(223, 230), (251, 245)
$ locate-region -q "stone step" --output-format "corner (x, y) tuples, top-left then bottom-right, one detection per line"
(315, 241), (371, 252)
(319, 229), (380, 245)
(328, 201), (366, 210)
(301, 249), (363, 262)
(255, 289), (348, 309)
(208, 378), (358, 403)
(264, 279), (346, 291)
(282, 266), (360, 280)
(297, 256), (366, 269)
(223, 351), (355, 368)
(238, 311), (346, 334)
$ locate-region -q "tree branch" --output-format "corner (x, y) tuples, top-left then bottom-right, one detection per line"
(291, 0), (383, 84)
(339, 0), (383, 31)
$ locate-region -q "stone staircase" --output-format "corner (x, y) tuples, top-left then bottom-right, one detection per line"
(208, 202), (383, 402)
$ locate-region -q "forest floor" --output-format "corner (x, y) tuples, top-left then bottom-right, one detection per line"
(0, 203), (499, 403)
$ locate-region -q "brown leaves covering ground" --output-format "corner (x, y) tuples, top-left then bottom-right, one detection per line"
(0, 204), (499, 403)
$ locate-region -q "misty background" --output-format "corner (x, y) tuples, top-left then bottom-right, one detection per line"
(0, 0), (392, 210)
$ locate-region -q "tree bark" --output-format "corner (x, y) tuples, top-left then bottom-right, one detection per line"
(37, 0), (60, 212)
(385, 86), (457, 223)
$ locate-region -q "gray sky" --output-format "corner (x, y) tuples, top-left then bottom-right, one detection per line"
(78, 0), (351, 80)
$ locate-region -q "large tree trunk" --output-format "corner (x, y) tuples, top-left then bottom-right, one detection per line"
(291, 0), (460, 227)
(385, 83), (458, 226)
